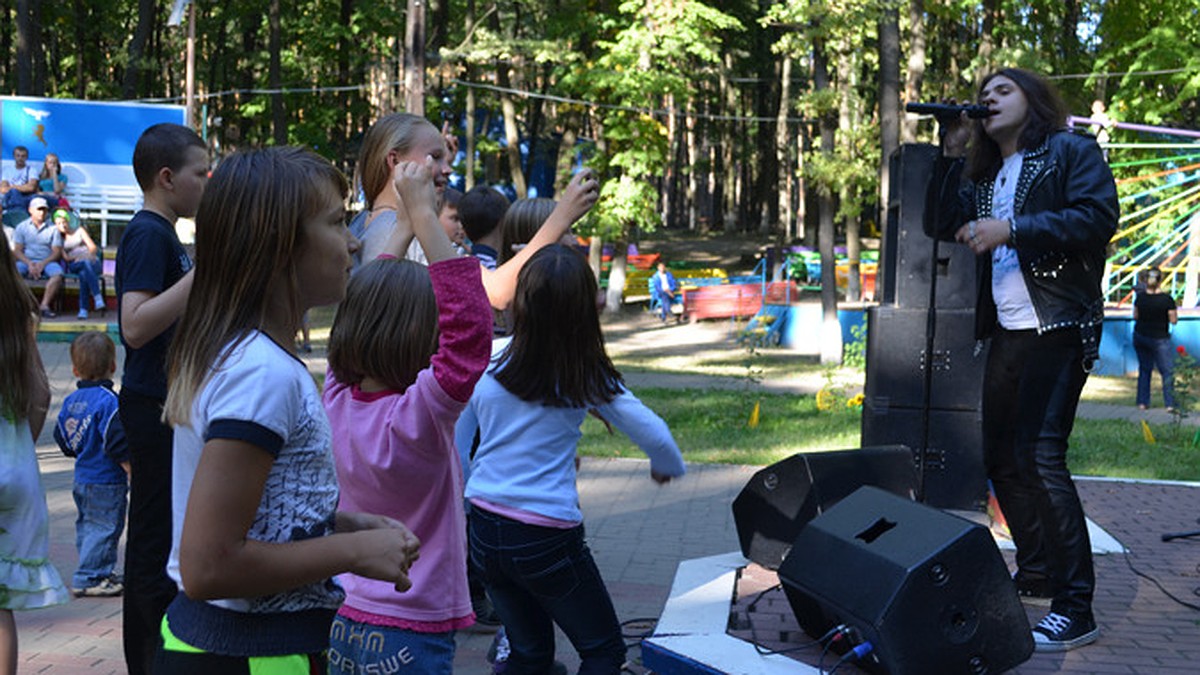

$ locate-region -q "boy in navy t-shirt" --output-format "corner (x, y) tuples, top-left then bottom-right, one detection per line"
(54, 331), (130, 597)
(114, 122), (208, 675)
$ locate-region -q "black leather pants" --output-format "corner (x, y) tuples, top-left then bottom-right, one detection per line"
(982, 327), (1095, 617)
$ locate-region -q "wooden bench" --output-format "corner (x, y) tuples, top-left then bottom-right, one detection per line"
(69, 184), (143, 247)
(23, 262), (111, 317)
(682, 281), (800, 322)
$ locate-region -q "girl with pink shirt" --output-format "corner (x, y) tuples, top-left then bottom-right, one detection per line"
(322, 158), (492, 673)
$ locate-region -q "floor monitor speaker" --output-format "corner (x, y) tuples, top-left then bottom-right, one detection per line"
(731, 446), (918, 569)
(778, 486), (1033, 675)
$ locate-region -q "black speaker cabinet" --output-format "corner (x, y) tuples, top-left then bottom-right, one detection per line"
(732, 446), (918, 569)
(880, 143), (977, 310)
(861, 400), (988, 512)
(779, 486), (1033, 675)
(864, 306), (986, 411)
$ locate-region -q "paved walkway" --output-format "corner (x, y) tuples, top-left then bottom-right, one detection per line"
(15, 317), (1200, 673)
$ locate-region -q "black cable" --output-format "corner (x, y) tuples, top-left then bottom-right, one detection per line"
(620, 617), (658, 640)
(736, 583), (838, 656)
(1123, 547), (1200, 612)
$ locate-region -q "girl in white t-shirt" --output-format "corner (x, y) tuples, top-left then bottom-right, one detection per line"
(159, 147), (420, 673)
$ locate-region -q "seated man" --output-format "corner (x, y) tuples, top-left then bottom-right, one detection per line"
(1, 145), (39, 211)
(652, 260), (680, 323)
(13, 196), (65, 318)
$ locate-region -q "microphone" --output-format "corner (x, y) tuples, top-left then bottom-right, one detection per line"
(905, 102), (996, 119)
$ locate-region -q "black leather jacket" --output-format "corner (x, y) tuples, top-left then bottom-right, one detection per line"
(924, 129), (1119, 359)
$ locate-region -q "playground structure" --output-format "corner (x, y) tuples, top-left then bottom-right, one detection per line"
(1068, 115), (1200, 306)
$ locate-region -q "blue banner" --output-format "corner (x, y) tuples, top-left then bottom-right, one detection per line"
(1, 96), (185, 165)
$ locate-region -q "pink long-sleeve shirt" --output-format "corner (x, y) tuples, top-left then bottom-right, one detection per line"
(324, 256), (491, 630)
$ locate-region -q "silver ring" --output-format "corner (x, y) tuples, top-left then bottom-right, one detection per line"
(968, 220), (977, 239)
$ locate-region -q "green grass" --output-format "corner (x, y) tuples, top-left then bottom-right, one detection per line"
(579, 388), (863, 466)
(580, 385), (1200, 481)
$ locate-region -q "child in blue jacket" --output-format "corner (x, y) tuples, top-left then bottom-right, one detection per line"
(54, 331), (129, 597)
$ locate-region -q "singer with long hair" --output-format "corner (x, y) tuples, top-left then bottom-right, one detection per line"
(924, 67), (1118, 652)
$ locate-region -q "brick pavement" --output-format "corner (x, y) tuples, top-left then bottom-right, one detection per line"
(17, 332), (1200, 674)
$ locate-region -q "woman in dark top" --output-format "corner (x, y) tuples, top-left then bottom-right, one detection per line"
(1133, 268), (1177, 411)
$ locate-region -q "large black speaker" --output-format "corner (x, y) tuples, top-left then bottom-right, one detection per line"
(731, 446), (918, 569)
(863, 306), (986, 411)
(779, 486), (1033, 675)
(861, 400), (988, 511)
(880, 143), (976, 309)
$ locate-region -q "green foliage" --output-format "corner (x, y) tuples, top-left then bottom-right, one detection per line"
(842, 322), (867, 370)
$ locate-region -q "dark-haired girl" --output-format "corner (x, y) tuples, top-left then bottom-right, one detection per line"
(925, 67), (1118, 652)
(458, 245), (686, 674)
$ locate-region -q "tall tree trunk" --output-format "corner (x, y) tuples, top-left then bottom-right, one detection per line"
(978, 0), (999, 74)
(838, 45), (861, 303)
(121, 0), (153, 99)
(269, 0), (286, 144)
(902, 0), (925, 142)
(72, 0), (86, 98)
(776, 55), (793, 242)
(15, 0), (38, 95)
(404, 0), (426, 115)
(554, 109), (579, 194)
(754, 16), (776, 234)
(337, 0), (354, 167)
(685, 101), (698, 232)
(813, 37), (841, 365)
(879, 2), (901, 227)
(465, 67), (477, 190)
(721, 51), (737, 233)
(663, 93), (677, 229)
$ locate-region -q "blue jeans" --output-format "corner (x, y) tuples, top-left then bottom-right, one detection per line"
(468, 507), (625, 675)
(65, 258), (104, 303)
(327, 614), (455, 674)
(16, 259), (65, 279)
(983, 328), (1094, 617)
(1133, 332), (1175, 408)
(73, 481), (128, 588)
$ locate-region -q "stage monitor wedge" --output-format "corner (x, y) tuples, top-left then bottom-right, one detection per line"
(731, 446), (918, 570)
(779, 486), (1033, 675)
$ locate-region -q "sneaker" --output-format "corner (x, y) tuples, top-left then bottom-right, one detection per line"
(93, 295), (106, 311)
(1013, 573), (1053, 606)
(1032, 611), (1098, 652)
(487, 629), (510, 665)
(39, 307), (56, 319)
(77, 308), (89, 320)
(74, 578), (123, 597)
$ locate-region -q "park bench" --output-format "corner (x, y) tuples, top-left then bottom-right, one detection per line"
(69, 184), (143, 247)
(682, 281), (799, 322)
(23, 256), (112, 317)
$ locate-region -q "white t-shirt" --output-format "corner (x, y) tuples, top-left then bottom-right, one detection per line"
(990, 151), (1037, 329)
(168, 330), (344, 615)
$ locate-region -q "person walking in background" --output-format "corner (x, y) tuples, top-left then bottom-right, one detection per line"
(115, 122), (208, 675)
(1133, 267), (1177, 411)
(925, 67), (1118, 652)
(53, 331), (130, 598)
(0, 241), (71, 675)
(158, 147), (419, 673)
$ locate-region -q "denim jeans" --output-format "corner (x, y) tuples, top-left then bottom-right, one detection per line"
(72, 481), (128, 588)
(468, 508), (626, 675)
(16, 260), (65, 279)
(1133, 332), (1175, 408)
(327, 614), (455, 675)
(983, 328), (1095, 617)
(65, 258), (104, 304)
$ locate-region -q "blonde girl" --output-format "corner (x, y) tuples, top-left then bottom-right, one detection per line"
(351, 112), (599, 308)
(158, 147), (419, 673)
